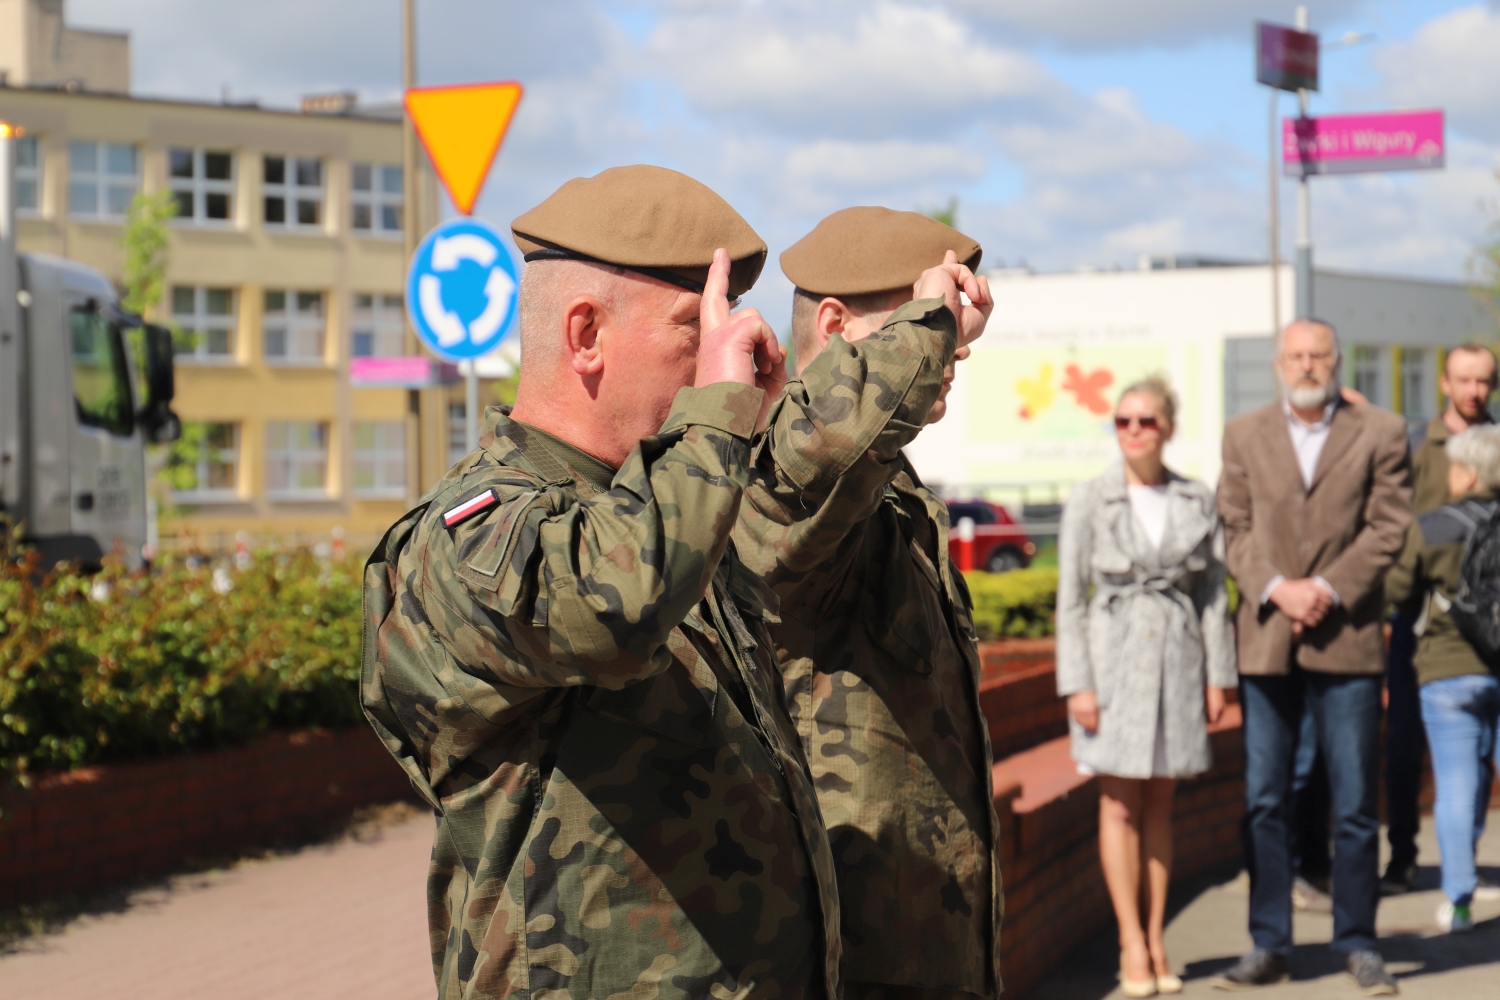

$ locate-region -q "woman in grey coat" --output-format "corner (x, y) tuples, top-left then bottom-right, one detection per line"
(1056, 376), (1237, 997)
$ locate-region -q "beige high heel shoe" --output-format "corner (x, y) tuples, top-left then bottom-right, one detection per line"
(1155, 972), (1184, 994)
(1119, 952), (1159, 998)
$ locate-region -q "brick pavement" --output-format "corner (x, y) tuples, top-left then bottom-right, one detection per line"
(0, 812), (436, 1000)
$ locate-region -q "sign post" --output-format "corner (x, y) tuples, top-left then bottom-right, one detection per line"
(404, 81), (524, 452)
(1256, 16), (1320, 329)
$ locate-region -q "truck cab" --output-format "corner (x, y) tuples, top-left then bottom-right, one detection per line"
(0, 126), (178, 569)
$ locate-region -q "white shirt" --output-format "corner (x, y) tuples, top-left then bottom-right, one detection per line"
(1284, 398), (1337, 489)
(1128, 483), (1170, 549)
(1262, 398), (1341, 607)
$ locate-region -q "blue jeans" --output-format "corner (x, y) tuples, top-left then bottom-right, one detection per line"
(1385, 612), (1426, 867)
(1418, 673), (1500, 907)
(1242, 670), (1383, 954)
(1291, 701), (1330, 882)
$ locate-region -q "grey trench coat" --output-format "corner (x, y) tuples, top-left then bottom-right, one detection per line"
(1056, 463), (1238, 778)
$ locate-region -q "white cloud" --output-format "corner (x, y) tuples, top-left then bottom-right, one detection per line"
(1376, 4), (1500, 143)
(944, 0), (1370, 51)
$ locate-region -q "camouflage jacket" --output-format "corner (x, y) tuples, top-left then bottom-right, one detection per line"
(362, 383), (842, 1000)
(733, 300), (1001, 996)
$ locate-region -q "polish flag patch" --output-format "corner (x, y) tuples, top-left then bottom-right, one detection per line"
(443, 489), (498, 528)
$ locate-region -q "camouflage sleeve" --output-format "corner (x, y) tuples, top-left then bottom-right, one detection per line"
(736, 297), (957, 589)
(417, 382), (763, 690)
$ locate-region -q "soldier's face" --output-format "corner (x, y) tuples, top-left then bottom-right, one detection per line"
(927, 342), (971, 425)
(612, 281), (706, 425)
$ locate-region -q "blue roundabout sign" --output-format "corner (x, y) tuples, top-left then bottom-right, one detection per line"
(406, 217), (520, 361)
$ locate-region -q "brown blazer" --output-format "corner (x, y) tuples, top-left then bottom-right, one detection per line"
(1218, 399), (1413, 676)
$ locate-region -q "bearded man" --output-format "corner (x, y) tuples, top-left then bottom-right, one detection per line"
(1213, 319), (1412, 995)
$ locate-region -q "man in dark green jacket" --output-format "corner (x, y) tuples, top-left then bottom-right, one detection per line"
(734, 208), (1001, 1000)
(1384, 423), (1500, 935)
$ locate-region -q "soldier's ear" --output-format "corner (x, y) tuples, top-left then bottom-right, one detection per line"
(565, 296), (605, 376)
(815, 296), (851, 349)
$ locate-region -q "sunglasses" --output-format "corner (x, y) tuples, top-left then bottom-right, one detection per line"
(1114, 415), (1161, 431)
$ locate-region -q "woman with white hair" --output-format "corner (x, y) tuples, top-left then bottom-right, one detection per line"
(1385, 423), (1500, 934)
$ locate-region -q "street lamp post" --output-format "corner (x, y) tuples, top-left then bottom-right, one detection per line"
(1294, 6), (1313, 318)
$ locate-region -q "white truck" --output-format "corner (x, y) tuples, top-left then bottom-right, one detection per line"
(0, 122), (179, 569)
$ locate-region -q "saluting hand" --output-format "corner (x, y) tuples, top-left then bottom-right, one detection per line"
(913, 249), (993, 349)
(695, 248), (787, 433)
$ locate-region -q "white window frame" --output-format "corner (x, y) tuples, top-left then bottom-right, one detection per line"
(351, 162), (403, 236)
(262, 154), (324, 231)
(171, 286), (238, 363)
(352, 421), (407, 498)
(68, 140), (139, 220)
(448, 401), (468, 467)
(1401, 348), (1435, 423)
(169, 147), (235, 225)
(171, 421), (241, 503)
(16, 135), (41, 216)
(350, 292), (405, 357)
(265, 420), (331, 500)
(1350, 345), (1390, 410)
(262, 289), (327, 365)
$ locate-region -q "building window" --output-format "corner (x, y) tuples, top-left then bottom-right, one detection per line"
(169, 147), (234, 223)
(265, 421), (329, 498)
(262, 290), (325, 363)
(262, 155), (323, 229)
(171, 286), (237, 361)
(1351, 346), (1388, 409)
(69, 141), (138, 219)
(1401, 348), (1434, 423)
(168, 421), (239, 500)
(351, 163), (402, 234)
(353, 421), (407, 497)
(351, 293), (405, 357)
(16, 135), (41, 215)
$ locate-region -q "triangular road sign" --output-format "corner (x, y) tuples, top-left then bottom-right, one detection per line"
(405, 81), (523, 215)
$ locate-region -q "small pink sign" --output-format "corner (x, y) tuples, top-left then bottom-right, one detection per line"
(1283, 110), (1445, 177)
(350, 355), (435, 387)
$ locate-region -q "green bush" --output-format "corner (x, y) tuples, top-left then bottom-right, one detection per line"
(0, 533), (363, 787)
(963, 568), (1058, 640)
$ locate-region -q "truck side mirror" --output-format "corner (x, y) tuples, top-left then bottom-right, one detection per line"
(138, 323), (181, 443)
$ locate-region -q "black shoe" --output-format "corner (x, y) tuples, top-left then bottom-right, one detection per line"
(1378, 859), (1418, 897)
(1210, 950), (1290, 991)
(1346, 951), (1398, 996)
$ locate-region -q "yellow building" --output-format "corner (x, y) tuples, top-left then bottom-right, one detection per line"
(1, 0), (494, 546)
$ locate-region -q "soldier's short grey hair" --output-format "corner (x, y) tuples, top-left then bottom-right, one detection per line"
(789, 287), (910, 375)
(517, 258), (630, 370)
(1446, 425), (1500, 490)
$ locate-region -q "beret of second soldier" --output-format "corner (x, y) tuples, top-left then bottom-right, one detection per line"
(781, 206), (982, 297)
(512, 164), (768, 298)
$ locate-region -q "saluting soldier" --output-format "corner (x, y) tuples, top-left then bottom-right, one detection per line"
(361, 166), (842, 1000)
(733, 207), (1002, 1000)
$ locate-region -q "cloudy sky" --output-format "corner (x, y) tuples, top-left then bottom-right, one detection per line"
(71, 0), (1500, 328)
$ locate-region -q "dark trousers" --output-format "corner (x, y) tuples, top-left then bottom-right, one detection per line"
(1384, 612), (1426, 867)
(1291, 702), (1331, 883)
(1242, 669), (1383, 954)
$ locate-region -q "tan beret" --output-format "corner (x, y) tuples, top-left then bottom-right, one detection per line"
(780, 206), (982, 297)
(512, 165), (767, 298)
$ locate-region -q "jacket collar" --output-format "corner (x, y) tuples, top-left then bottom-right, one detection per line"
(1097, 461), (1214, 570)
(482, 406), (618, 494)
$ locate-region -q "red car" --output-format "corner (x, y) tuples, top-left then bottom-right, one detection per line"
(946, 500), (1037, 573)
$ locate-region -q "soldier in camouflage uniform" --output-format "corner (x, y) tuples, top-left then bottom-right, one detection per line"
(733, 208), (1002, 1000)
(362, 166), (842, 1000)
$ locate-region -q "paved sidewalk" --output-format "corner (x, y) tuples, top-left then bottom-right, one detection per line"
(1033, 811), (1500, 999)
(0, 812), (436, 1000)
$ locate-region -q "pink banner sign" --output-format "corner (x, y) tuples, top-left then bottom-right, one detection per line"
(1283, 110), (1445, 177)
(1257, 22), (1318, 92)
(349, 355), (435, 387)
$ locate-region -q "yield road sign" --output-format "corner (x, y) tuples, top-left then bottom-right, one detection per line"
(407, 218), (519, 361)
(405, 82), (523, 215)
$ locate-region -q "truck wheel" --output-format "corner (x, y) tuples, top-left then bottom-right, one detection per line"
(987, 548), (1024, 574)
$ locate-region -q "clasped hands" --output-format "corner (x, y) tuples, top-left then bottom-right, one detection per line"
(1270, 577), (1336, 637)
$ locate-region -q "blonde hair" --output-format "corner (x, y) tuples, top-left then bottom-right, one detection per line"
(1116, 374), (1178, 430)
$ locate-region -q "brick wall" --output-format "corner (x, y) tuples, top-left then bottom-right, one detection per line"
(978, 638), (1069, 761)
(0, 727), (416, 909)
